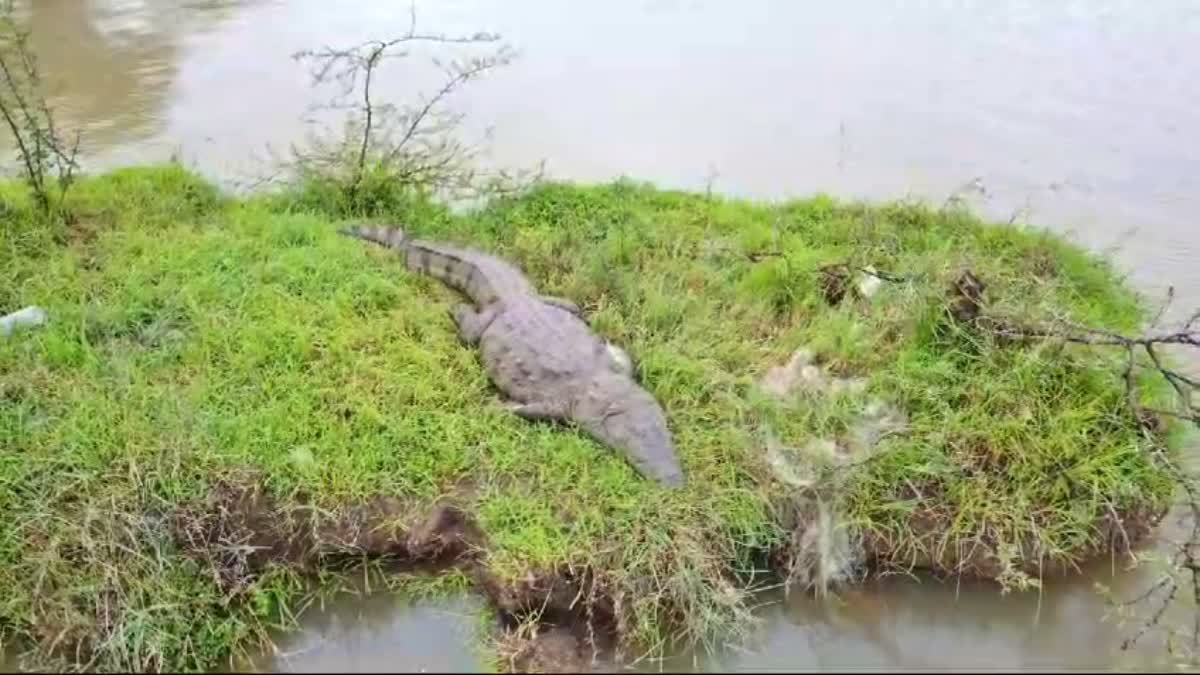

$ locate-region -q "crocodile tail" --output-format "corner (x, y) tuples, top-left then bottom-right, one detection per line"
(401, 241), (496, 304)
(339, 223), (409, 251)
(340, 223), (501, 305)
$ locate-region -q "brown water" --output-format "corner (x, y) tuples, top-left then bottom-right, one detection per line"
(239, 589), (488, 674)
(7, 0), (1200, 671)
(238, 558), (1188, 673)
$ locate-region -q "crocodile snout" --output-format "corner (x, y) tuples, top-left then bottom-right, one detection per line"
(583, 383), (685, 488)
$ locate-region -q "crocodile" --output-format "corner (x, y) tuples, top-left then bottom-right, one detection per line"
(340, 224), (686, 488)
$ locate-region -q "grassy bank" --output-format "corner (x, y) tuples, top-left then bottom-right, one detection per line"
(0, 165), (1180, 671)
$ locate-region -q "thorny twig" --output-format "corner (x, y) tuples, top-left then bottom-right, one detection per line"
(979, 314), (1199, 428)
(813, 260), (923, 284)
(941, 177), (987, 212)
(1115, 443), (1200, 659)
(809, 260), (921, 306)
(0, 5), (80, 218)
(969, 284), (1199, 660)
(285, 2), (533, 209)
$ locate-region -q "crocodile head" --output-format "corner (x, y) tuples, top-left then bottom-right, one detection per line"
(574, 373), (686, 488)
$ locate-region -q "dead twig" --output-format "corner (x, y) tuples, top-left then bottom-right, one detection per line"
(283, 2), (535, 213)
(957, 277), (1198, 661)
(816, 261), (918, 284)
(978, 314), (1198, 429)
(810, 261), (920, 306)
(0, 6), (81, 218)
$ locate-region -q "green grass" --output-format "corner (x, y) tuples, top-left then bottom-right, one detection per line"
(0, 165), (1180, 671)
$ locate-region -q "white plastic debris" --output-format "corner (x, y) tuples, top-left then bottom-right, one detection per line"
(789, 496), (858, 594)
(757, 343), (905, 595)
(760, 348), (815, 398)
(846, 399), (909, 458)
(0, 306), (48, 337)
(760, 347), (868, 400)
(764, 431), (815, 489)
(856, 265), (883, 299)
(828, 376), (868, 396)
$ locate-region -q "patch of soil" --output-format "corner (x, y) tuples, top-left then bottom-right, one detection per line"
(171, 478), (484, 597)
(0, 378), (34, 406)
(61, 214), (112, 271)
(498, 624), (606, 674)
(1026, 247), (1059, 280)
(64, 216), (103, 248)
(171, 475), (618, 673)
(476, 566), (618, 673)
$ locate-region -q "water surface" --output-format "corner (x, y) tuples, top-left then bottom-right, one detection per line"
(24, 0), (1199, 315)
(242, 591), (487, 673)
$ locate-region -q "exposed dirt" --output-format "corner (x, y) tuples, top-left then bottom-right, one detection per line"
(61, 213), (111, 271)
(1026, 246), (1060, 280)
(475, 564), (618, 672)
(170, 475), (617, 673)
(172, 477), (488, 591)
(167, 465), (1170, 673)
(497, 624), (607, 674)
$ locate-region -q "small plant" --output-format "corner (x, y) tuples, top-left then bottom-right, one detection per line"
(281, 3), (539, 217)
(0, 2), (80, 220)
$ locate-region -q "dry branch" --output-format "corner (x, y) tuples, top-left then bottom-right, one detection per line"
(952, 275), (1200, 661)
(0, 5), (81, 218)
(282, 3), (535, 211)
(976, 308), (1198, 429)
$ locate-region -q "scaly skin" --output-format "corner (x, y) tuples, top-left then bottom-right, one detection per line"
(340, 224), (685, 488)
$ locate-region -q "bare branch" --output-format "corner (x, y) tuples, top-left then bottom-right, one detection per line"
(934, 271), (1200, 661)
(384, 52), (511, 166)
(1122, 343), (1139, 418)
(280, 5), (535, 214)
(814, 261), (921, 284)
(0, 60), (40, 198)
(1186, 309), (1200, 332)
(1151, 286), (1176, 330)
(1122, 579), (1179, 651)
(0, 8), (81, 218)
(353, 45), (384, 188)
(981, 312), (1199, 429)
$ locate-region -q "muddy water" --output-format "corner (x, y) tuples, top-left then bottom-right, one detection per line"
(236, 559), (1182, 673)
(8, 0), (1200, 671)
(238, 589), (488, 673)
(661, 566), (1172, 672)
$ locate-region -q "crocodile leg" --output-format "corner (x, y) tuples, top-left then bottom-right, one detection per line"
(540, 296), (582, 316)
(451, 303), (500, 345)
(503, 399), (570, 422)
